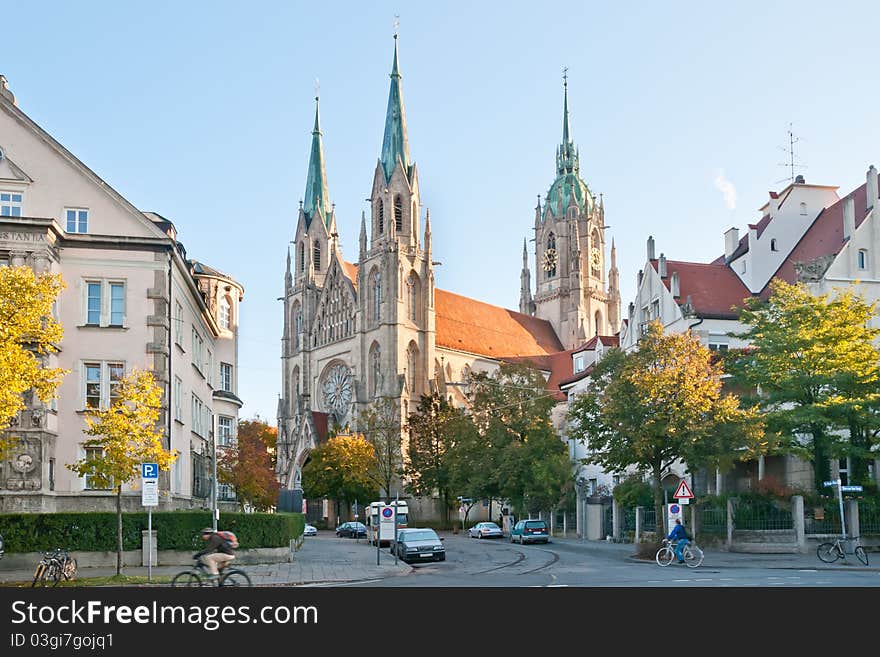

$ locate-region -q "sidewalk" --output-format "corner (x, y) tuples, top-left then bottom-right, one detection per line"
(0, 532), (412, 587)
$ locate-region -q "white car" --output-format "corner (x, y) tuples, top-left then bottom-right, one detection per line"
(303, 524), (317, 537)
(467, 522), (504, 539)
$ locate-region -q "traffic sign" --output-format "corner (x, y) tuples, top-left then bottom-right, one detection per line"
(823, 480), (838, 487)
(141, 463), (158, 479)
(141, 478), (158, 506)
(673, 480), (694, 499)
(841, 485), (863, 492)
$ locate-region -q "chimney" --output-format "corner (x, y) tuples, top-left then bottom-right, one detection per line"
(670, 271), (680, 298)
(844, 195), (856, 242)
(637, 269), (643, 287)
(868, 165), (878, 211)
(628, 302), (634, 320)
(658, 253), (667, 278)
(795, 174), (805, 184)
(646, 236), (655, 261)
(724, 227), (739, 259)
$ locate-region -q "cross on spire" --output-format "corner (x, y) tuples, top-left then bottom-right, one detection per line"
(393, 15), (399, 37)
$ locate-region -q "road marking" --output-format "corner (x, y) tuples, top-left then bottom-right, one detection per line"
(798, 569), (817, 573)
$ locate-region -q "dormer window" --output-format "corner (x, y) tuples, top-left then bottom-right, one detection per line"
(799, 202), (807, 215)
(770, 238), (778, 252)
(0, 191), (22, 217)
(574, 355), (586, 373)
(858, 249), (868, 270)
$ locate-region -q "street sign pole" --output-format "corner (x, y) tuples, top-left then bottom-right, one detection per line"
(147, 507), (152, 582)
(837, 478), (847, 539)
(141, 463), (159, 583)
(394, 491), (399, 566)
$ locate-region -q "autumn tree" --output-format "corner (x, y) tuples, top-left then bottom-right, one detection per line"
(730, 279), (880, 490)
(567, 322), (765, 536)
(217, 417), (280, 511)
(68, 368), (177, 575)
(404, 393), (473, 524)
(357, 397), (403, 499)
(0, 266), (67, 456)
(301, 434), (378, 520)
(467, 362), (571, 517)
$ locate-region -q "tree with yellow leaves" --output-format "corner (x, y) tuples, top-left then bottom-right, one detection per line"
(0, 265), (67, 455)
(567, 321), (766, 536)
(68, 368), (177, 575)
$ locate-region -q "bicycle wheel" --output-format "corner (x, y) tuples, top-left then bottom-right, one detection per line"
(171, 571), (203, 587)
(220, 569), (251, 587)
(31, 562), (46, 588)
(817, 542), (840, 563)
(684, 544), (704, 568)
(655, 546), (674, 567)
(855, 546), (869, 566)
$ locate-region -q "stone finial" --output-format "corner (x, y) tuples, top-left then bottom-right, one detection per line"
(0, 75), (15, 105)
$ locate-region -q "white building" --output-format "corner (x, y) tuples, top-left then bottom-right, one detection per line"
(0, 76), (244, 513)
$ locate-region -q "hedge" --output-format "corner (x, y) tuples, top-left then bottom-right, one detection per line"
(0, 511), (304, 553)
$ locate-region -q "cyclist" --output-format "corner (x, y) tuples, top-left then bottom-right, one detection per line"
(667, 518), (689, 564)
(194, 528), (235, 581)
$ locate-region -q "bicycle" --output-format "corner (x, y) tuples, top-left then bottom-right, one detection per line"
(816, 536), (868, 565)
(655, 538), (704, 568)
(171, 556), (252, 587)
(31, 549), (77, 587)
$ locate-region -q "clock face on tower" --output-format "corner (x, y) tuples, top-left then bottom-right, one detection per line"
(590, 247), (601, 272)
(321, 364), (353, 420)
(542, 248), (558, 272)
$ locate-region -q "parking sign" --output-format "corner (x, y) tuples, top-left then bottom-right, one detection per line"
(141, 463), (158, 479)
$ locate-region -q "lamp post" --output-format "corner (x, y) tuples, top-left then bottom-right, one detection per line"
(211, 427), (218, 532)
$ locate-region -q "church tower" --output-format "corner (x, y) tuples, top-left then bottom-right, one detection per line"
(528, 74), (620, 348)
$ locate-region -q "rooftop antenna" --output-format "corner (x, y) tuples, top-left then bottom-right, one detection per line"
(775, 122), (807, 185)
(393, 14), (399, 37)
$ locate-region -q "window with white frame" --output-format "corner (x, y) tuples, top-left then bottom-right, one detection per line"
(574, 355), (586, 373)
(858, 249), (868, 270)
(174, 301), (183, 346)
(708, 333), (729, 352)
(191, 327), (204, 373)
(206, 349), (214, 386)
(0, 191), (22, 217)
(220, 362), (233, 392)
(83, 447), (112, 490)
(218, 415), (234, 447)
(219, 297), (231, 330)
(83, 280), (126, 327)
(83, 361), (125, 410)
(174, 376), (183, 422)
(192, 394), (205, 436)
(65, 208), (89, 233)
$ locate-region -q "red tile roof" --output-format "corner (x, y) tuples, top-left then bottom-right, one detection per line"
(435, 289), (564, 359)
(650, 259), (752, 318)
(341, 260), (359, 292)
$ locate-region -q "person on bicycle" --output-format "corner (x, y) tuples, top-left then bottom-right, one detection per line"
(667, 519), (689, 564)
(194, 528), (235, 581)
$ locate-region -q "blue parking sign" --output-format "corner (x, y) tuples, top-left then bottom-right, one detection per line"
(141, 463), (158, 479)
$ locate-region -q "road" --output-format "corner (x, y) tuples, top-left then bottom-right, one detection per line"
(323, 532), (880, 588)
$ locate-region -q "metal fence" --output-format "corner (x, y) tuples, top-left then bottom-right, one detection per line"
(696, 505), (726, 534)
(804, 501), (841, 535)
(732, 498), (793, 530)
(860, 503), (880, 535)
(604, 505), (614, 538)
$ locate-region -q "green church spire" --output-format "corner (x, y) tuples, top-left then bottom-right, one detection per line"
(556, 69), (578, 176)
(380, 33), (411, 183)
(303, 95), (331, 227)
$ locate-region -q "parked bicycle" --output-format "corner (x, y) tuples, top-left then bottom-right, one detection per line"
(655, 538), (704, 568)
(0, 533), (4, 560)
(817, 536), (868, 565)
(32, 548), (77, 587)
(171, 556), (251, 587)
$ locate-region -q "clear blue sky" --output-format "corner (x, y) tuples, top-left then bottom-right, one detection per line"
(4, 1), (879, 423)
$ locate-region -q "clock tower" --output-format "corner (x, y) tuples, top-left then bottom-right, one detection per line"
(526, 74), (621, 348)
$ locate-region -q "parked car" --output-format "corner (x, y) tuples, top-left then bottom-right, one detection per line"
(509, 519), (549, 544)
(335, 521), (367, 538)
(467, 521), (503, 539)
(303, 524), (317, 537)
(390, 528), (445, 563)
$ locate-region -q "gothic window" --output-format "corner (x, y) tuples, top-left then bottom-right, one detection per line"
(293, 304), (303, 349)
(299, 242), (305, 273)
(407, 272), (420, 323)
(394, 195), (403, 232)
(412, 201), (418, 235)
(544, 233), (557, 278)
(313, 242), (321, 271)
(406, 343), (419, 396)
(595, 310), (602, 336)
(370, 343), (381, 397)
(591, 229), (601, 277)
(378, 200), (385, 234)
(770, 239), (778, 252)
(370, 270), (381, 324)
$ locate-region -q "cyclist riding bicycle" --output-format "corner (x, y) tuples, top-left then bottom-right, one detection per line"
(193, 528), (236, 581)
(667, 519), (689, 564)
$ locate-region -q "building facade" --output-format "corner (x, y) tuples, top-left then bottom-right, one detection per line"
(0, 76), (244, 513)
(277, 38), (621, 515)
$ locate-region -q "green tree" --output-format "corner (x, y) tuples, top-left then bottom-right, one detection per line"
(67, 368), (178, 575)
(404, 393), (472, 524)
(567, 322), (765, 536)
(217, 418), (281, 511)
(357, 397), (403, 499)
(468, 362), (571, 517)
(0, 266), (67, 456)
(731, 279), (880, 491)
(301, 434), (378, 519)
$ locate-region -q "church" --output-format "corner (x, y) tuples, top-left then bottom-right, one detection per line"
(276, 35), (621, 515)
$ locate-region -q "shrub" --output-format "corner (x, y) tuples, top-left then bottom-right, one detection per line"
(613, 476), (653, 509)
(0, 511), (303, 553)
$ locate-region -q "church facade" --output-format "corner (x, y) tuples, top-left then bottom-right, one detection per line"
(276, 37), (621, 514)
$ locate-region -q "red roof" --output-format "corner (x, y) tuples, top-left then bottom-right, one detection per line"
(650, 259), (752, 318)
(435, 289), (563, 359)
(341, 260), (359, 292)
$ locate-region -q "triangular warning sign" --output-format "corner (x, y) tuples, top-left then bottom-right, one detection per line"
(673, 480), (694, 499)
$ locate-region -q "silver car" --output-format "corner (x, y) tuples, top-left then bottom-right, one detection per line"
(467, 521), (503, 539)
(390, 528), (446, 563)
(303, 524), (317, 536)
